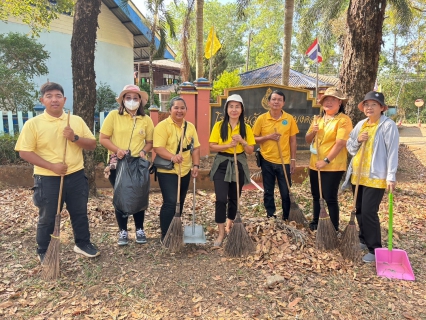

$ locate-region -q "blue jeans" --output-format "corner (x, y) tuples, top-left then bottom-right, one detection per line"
(261, 157), (291, 219)
(32, 169), (92, 254)
(157, 171), (191, 238)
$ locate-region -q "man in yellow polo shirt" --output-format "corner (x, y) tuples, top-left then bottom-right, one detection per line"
(15, 82), (100, 263)
(252, 90), (299, 219)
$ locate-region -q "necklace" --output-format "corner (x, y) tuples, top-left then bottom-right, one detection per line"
(323, 112), (339, 123)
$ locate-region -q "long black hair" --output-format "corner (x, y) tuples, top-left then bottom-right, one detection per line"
(220, 100), (246, 142)
(118, 93), (146, 116)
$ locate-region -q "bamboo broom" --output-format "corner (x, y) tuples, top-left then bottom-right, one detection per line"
(41, 111), (70, 281)
(224, 147), (255, 257)
(162, 123), (185, 252)
(274, 128), (307, 224)
(339, 142), (366, 261)
(315, 116), (338, 250)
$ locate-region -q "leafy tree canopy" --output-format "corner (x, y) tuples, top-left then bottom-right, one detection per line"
(95, 82), (117, 113)
(211, 70), (241, 100)
(0, 0), (75, 35)
(0, 32), (50, 112)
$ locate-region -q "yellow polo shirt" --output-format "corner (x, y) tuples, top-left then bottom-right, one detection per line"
(153, 116), (200, 176)
(252, 111), (299, 164)
(15, 111), (95, 176)
(100, 110), (154, 157)
(307, 113), (353, 171)
(351, 121), (386, 188)
(209, 120), (256, 154)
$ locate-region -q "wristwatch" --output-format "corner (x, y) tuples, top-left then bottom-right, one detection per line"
(193, 164), (200, 169)
(72, 135), (79, 142)
(323, 157), (330, 164)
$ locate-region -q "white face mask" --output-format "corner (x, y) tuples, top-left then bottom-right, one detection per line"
(124, 100), (140, 111)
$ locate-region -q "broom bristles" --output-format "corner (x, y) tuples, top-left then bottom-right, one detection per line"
(224, 211), (255, 257)
(339, 211), (360, 261)
(41, 213), (61, 281)
(163, 216), (184, 252)
(288, 201), (307, 225)
(315, 200), (338, 250)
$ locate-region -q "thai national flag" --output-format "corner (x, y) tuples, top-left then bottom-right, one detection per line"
(305, 39), (323, 63)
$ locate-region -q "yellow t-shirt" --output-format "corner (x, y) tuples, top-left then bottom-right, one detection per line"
(153, 116), (200, 176)
(209, 120), (256, 154)
(307, 113), (353, 171)
(252, 111), (299, 164)
(15, 111), (95, 176)
(351, 121), (386, 188)
(100, 110), (154, 157)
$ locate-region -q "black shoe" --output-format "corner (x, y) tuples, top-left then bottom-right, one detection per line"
(309, 222), (318, 231)
(267, 214), (277, 219)
(38, 252), (45, 263)
(74, 243), (100, 258)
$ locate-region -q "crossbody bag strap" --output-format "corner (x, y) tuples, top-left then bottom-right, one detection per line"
(175, 121), (187, 154)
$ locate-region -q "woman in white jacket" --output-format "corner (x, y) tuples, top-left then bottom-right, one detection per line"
(342, 91), (399, 263)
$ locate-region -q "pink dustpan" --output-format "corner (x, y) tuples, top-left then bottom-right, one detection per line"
(375, 193), (415, 281)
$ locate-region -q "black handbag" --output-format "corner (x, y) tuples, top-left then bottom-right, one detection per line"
(152, 155), (174, 170)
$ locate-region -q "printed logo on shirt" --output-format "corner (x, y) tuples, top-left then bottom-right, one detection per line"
(282, 120), (288, 125)
(139, 129), (145, 135)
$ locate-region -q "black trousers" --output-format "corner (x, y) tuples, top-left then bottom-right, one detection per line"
(309, 169), (345, 230)
(32, 169), (92, 254)
(213, 159), (244, 224)
(352, 184), (385, 254)
(108, 169), (144, 231)
(261, 157), (291, 219)
(157, 171), (191, 238)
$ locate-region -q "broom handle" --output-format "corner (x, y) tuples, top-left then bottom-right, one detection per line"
(233, 146), (240, 212)
(176, 122), (185, 212)
(56, 111), (70, 215)
(314, 116), (324, 199)
(274, 128), (291, 190)
(352, 142), (366, 211)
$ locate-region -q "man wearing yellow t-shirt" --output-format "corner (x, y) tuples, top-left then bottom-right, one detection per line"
(15, 82), (100, 263)
(252, 90), (299, 220)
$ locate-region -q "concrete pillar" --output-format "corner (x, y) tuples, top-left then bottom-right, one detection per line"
(179, 81), (197, 125)
(149, 105), (160, 158)
(194, 78), (212, 157)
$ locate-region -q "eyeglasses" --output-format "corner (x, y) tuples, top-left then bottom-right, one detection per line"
(363, 103), (380, 109)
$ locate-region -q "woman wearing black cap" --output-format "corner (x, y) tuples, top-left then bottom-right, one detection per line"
(209, 94), (255, 246)
(342, 91), (399, 263)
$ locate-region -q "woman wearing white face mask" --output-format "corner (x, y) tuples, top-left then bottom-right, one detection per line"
(100, 84), (154, 246)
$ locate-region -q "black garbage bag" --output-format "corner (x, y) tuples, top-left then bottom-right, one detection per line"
(113, 154), (150, 217)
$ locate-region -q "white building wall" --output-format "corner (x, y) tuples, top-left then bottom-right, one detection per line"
(0, 2), (133, 110)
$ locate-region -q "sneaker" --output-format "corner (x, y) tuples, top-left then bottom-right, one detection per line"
(117, 230), (128, 246)
(136, 229), (147, 244)
(362, 252), (375, 263)
(38, 252), (45, 263)
(73, 243), (100, 258)
(309, 222), (318, 231)
(360, 243), (368, 250)
(267, 214), (277, 219)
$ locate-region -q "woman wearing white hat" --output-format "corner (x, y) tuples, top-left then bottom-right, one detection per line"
(342, 91), (399, 263)
(209, 94), (255, 246)
(305, 87), (353, 231)
(99, 84), (154, 246)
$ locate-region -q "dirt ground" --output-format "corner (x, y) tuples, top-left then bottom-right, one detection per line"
(0, 124), (425, 319)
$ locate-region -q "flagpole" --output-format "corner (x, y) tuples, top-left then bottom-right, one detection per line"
(316, 61), (319, 101)
(208, 26), (214, 82)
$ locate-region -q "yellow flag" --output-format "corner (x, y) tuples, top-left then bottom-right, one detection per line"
(204, 26), (221, 59)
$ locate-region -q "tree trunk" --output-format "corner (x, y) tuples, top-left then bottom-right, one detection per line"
(71, 0), (101, 197)
(195, 0), (204, 79)
(339, 0), (387, 125)
(281, 0), (294, 86)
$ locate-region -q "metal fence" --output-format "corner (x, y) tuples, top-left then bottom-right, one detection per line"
(1, 111), (110, 136)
